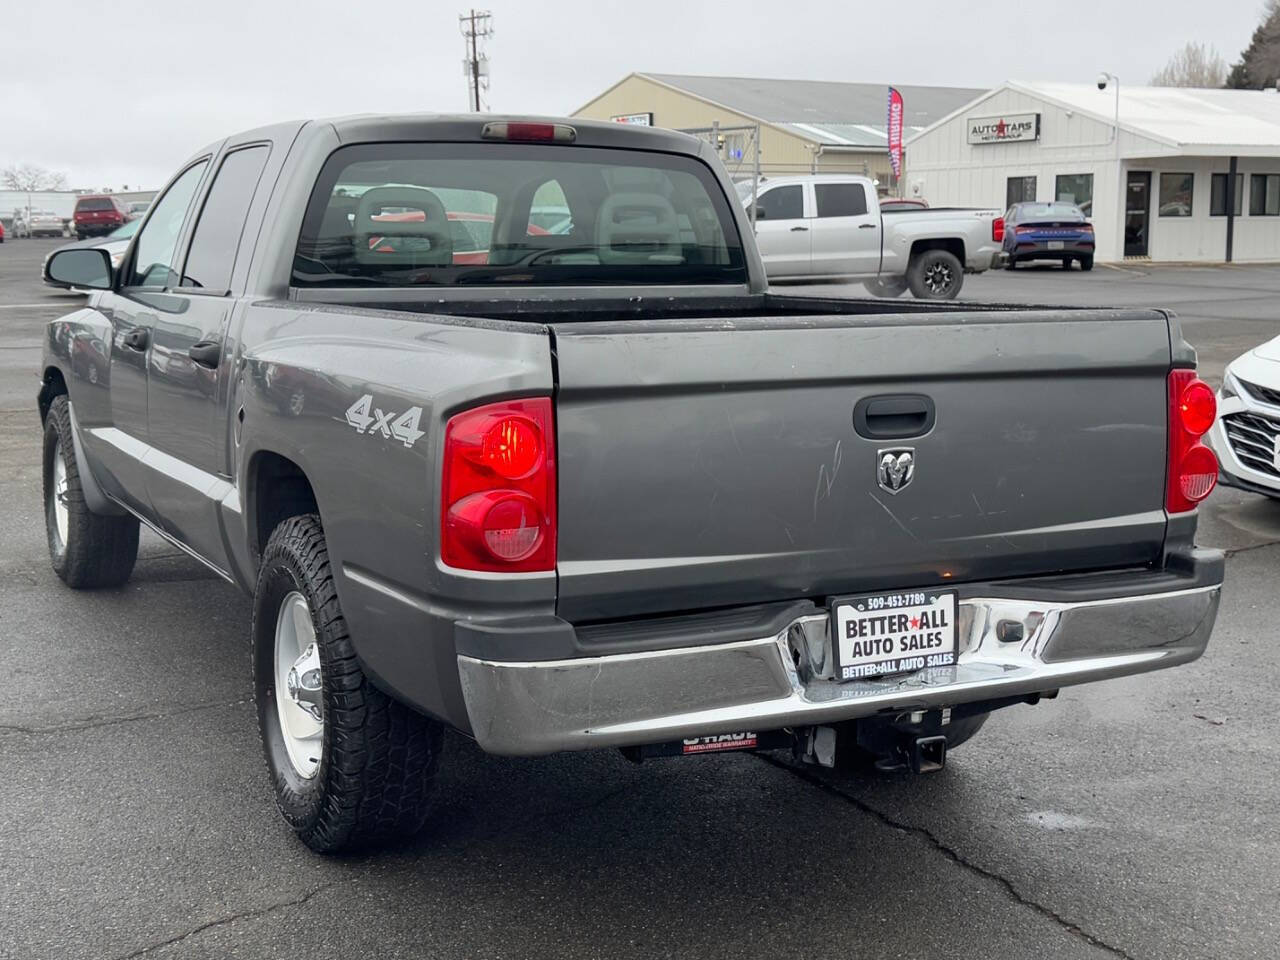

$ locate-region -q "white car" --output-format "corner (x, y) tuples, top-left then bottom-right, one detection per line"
(1207, 339), (1280, 499)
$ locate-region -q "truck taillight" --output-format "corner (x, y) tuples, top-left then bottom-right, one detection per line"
(992, 217), (1004, 243)
(441, 398), (556, 572)
(1166, 370), (1218, 513)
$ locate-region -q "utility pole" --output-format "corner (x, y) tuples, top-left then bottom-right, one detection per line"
(459, 9), (493, 112)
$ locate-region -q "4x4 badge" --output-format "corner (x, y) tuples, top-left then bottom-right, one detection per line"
(877, 448), (915, 494)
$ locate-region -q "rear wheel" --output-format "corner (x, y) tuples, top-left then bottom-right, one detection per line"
(907, 249), (964, 300)
(1080, 255), (1094, 271)
(42, 395), (139, 588)
(253, 514), (443, 853)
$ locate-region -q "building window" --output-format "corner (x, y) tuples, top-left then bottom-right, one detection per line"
(1006, 176), (1036, 207)
(1055, 174), (1093, 217)
(1210, 174), (1244, 217)
(1249, 174), (1280, 216)
(1158, 173), (1194, 217)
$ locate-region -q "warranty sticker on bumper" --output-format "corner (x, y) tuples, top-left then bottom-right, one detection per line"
(831, 590), (957, 680)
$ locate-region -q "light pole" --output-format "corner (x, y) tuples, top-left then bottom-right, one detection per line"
(1098, 72), (1122, 260)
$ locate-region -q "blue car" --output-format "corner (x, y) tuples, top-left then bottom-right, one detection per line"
(1003, 201), (1094, 271)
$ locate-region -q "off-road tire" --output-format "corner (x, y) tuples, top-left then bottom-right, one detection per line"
(1080, 255), (1094, 271)
(253, 514), (443, 853)
(863, 276), (908, 298)
(907, 249), (963, 299)
(42, 395), (139, 588)
(830, 711), (990, 774)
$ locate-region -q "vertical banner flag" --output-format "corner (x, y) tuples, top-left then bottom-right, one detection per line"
(887, 86), (904, 179)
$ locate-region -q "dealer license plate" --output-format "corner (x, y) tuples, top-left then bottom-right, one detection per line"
(831, 590), (957, 680)
(1047, 240), (1065, 250)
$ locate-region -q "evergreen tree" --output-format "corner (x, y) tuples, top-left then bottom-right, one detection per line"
(1227, 0), (1280, 88)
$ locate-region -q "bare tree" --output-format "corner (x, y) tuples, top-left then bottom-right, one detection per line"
(2, 163), (68, 193)
(2, 163), (69, 227)
(1151, 42), (1229, 87)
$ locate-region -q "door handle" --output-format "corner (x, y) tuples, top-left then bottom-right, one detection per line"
(790, 225), (809, 232)
(853, 394), (936, 440)
(121, 328), (149, 351)
(859, 223), (877, 229)
(188, 340), (222, 369)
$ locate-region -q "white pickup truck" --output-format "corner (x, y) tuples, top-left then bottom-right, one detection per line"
(737, 175), (1004, 298)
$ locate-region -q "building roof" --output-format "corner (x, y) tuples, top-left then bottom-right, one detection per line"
(635, 73), (986, 148)
(911, 81), (1280, 156)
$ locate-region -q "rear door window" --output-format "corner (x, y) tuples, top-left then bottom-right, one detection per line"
(814, 182), (868, 217)
(127, 161), (209, 289)
(180, 145), (270, 293)
(292, 142), (746, 288)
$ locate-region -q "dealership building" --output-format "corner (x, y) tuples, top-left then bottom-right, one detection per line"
(574, 72), (982, 186)
(907, 82), (1280, 263)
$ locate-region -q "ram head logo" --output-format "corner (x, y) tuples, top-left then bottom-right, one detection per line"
(877, 448), (915, 494)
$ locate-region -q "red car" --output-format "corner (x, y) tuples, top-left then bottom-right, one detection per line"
(73, 195), (129, 240)
(0, 219), (5, 243)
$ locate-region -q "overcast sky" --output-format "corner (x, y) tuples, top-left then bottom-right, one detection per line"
(2, 0), (1269, 189)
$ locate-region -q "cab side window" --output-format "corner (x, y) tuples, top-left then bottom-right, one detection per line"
(128, 161), (208, 289)
(181, 145), (270, 293)
(756, 184), (803, 220)
(814, 183), (867, 217)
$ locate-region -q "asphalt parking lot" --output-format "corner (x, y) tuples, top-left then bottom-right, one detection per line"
(2, 238), (1279, 960)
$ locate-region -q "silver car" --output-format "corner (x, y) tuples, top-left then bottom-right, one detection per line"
(28, 210), (66, 238)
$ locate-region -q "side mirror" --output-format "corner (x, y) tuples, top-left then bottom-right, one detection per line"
(45, 248), (113, 290)
(753, 206), (767, 220)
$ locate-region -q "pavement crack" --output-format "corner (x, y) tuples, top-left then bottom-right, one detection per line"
(1222, 539), (1280, 558)
(0, 698), (251, 736)
(758, 754), (1140, 960)
(110, 880), (339, 959)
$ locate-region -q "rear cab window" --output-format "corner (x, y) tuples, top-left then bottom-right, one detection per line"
(292, 143), (746, 288)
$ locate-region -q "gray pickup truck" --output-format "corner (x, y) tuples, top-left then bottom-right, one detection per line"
(38, 115), (1223, 853)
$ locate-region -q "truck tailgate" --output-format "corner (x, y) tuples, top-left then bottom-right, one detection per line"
(550, 310), (1172, 622)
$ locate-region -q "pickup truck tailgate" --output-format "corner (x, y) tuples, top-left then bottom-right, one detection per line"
(550, 310), (1172, 622)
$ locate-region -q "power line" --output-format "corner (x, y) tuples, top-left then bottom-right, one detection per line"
(459, 9), (493, 112)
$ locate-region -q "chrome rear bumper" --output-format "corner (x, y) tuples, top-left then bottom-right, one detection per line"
(458, 583), (1220, 756)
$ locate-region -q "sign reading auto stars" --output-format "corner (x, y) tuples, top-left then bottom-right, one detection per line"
(967, 112), (1040, 145)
